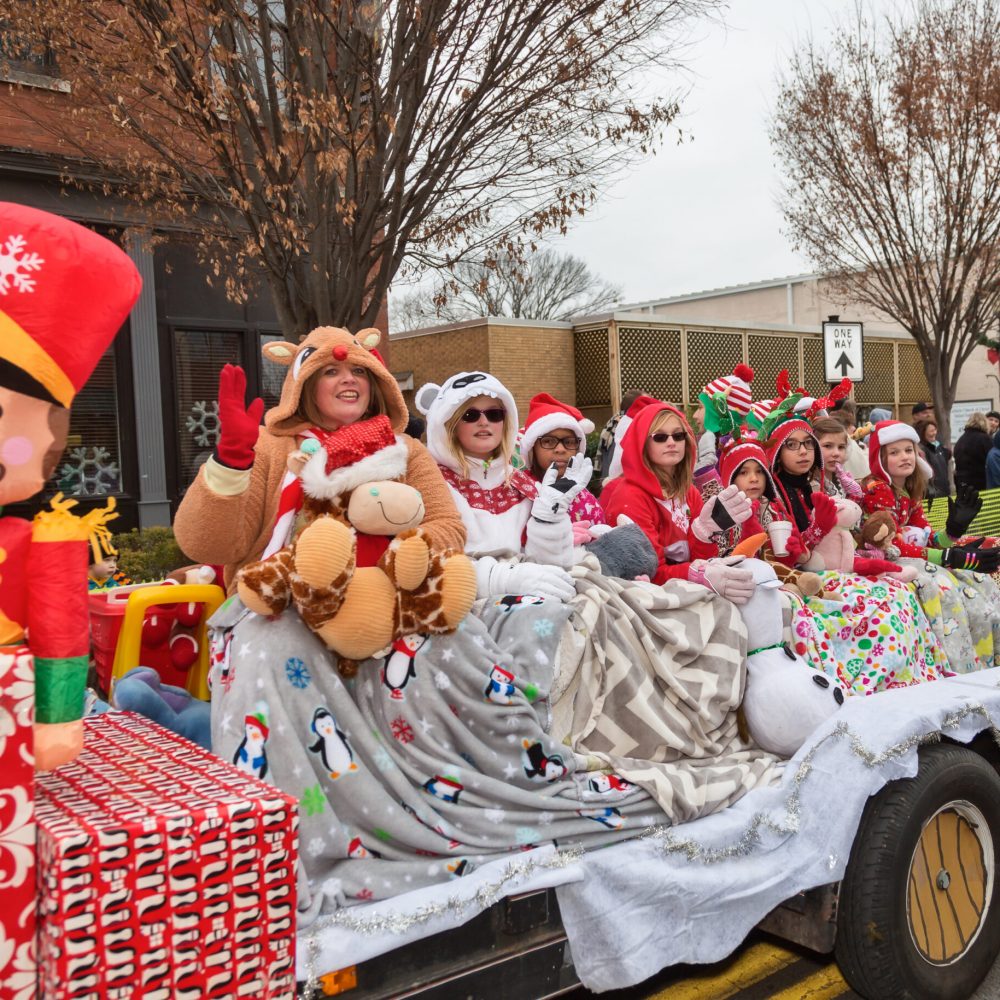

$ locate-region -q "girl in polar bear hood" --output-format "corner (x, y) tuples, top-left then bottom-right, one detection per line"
(416, 372), (587, 603)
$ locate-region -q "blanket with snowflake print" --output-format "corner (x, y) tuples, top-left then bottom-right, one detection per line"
(207, 561), (775, 914)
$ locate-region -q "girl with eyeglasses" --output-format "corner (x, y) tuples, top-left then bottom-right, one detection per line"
(519, 393), (606, 537)
(764, 418), (840, 552)
(600, 402), (756, 601)
(416, 373), (590, 603)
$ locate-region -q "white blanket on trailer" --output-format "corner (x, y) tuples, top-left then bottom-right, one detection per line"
(297, 669), (1000, 991)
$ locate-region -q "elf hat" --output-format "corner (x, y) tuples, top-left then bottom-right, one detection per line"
(520, 392), (595, 461)
(867, 420), (933, 482)
(0, 202), (142, 406)
(718, 439), (777, 500)
(703, 364), (754, 416)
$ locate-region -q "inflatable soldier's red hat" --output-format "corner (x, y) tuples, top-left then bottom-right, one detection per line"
(0, 202), (142, 406)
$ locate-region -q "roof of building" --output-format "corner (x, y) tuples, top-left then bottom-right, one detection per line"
(615, 272), (818, 313)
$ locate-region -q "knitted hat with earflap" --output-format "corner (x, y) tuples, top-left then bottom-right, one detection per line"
(702, 364), (755, 416)
(867, 420), (933, 483)
(520, 393), (595, 465)
(718, 439), (778, 501)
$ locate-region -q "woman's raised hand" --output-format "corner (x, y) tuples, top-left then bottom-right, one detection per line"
(216, 363), (264, 470)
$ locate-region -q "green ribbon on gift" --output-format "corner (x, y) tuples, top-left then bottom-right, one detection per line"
(35, 655), (88, 723)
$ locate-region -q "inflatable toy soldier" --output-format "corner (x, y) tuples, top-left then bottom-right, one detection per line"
(0, 201), (141, 770)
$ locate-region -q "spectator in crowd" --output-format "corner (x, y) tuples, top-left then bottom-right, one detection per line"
(918, 420), (951, 499)
(987, 428), (1000, 489)
(829, 402), (870, 479)
(987, 410), (1000, 435)
(953, 412), (992, 491)
(595, 388), (642, 481)
(911, 401), (934, 433)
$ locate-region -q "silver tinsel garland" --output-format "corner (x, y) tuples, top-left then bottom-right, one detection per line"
(300, 690), (1000, 993)
(300, 847), (583, 996)
(640, 699), (1000, 864)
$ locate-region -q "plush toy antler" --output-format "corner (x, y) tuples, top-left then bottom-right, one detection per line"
(805, 378), (852, 422)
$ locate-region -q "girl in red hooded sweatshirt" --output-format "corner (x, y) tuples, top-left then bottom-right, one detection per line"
(600, 401), (756, 602)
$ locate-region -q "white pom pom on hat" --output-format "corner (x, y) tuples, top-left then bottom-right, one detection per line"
(703, 364), (755, 416)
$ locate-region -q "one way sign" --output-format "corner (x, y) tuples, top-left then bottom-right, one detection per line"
(822, 321), (864, 384)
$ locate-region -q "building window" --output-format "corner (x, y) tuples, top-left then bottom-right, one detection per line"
(0, 20), (68, 91)
(47, 346), (124, 499)
(172, 330), (244, 491)
(260, 333), (285, 411)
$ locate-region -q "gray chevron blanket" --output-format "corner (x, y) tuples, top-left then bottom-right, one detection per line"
(209, 559), (776, 914)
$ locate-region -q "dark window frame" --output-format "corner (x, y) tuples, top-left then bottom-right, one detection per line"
(161, 320), (282, 515)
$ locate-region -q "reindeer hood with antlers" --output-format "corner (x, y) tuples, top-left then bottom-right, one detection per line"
(262, 326), (407, 435)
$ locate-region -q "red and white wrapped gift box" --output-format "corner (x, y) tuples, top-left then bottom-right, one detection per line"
(35, 713), (299, 1000)
(0, 646), (36, 1000)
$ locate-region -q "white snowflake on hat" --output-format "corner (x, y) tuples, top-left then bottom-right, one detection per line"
(0, 233), (43, 295)
(703, 364), (755, 416)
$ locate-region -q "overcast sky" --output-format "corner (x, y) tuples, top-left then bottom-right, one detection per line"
(550, 0), (893, 306)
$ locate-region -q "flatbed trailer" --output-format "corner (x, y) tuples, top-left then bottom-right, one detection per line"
(303, 733), (1000, 1000)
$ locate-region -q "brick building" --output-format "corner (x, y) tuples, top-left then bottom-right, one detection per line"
(1, 51), (387, 529)
(391, 274), (998, 442)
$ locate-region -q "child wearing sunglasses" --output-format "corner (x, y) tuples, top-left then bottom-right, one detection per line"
(519, 393), (606, 537)
(416, 372), (591, 603)
(600, 402), (756, 601)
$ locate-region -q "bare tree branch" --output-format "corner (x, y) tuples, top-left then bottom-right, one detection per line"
(390, 249), (622, 329)
(1, 0), (720, 338)
(770, 0), (1000, 442)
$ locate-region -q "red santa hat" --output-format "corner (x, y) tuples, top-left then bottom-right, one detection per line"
(298, 414), (409, 499)
(520, 393), (595, 460)
(703, 364), (754, 416)
(867, 420), (933, 483)
(0, 202), (141, 406)
(491, 665), (514, 682)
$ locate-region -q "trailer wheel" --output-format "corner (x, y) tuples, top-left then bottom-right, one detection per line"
(835, 743), (1000, 1000)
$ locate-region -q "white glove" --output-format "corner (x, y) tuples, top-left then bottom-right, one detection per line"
(689, 556), (755, 605)
(692, 485), (753, 542)
(531, 454), (593, 523)
(490, 560), (576, 602)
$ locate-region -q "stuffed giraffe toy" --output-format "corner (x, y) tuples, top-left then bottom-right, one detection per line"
(237, 416), (476, 674)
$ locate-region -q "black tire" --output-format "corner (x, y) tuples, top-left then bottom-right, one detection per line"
(835, 743), (1000, 1000)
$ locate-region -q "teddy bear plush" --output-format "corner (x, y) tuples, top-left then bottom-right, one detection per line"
(236, 416), (476, 672)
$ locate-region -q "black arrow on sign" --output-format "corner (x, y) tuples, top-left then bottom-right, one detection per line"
(835, 352), (854, 377)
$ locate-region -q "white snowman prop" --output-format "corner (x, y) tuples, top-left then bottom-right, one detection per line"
(738, 558), (845, 757)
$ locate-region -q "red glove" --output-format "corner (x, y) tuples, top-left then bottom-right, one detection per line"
(810, 492), (839, 537)
(784, 530), (805, 561)
(853, 556), (901, 576)
(216, 364), (264, 470)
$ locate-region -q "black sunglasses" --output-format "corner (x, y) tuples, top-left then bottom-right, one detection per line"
(460, 407), (506, 424)
(649, 431), (687, 443)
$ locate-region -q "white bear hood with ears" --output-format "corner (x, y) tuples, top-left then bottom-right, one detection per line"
(415, 372), (518, 476)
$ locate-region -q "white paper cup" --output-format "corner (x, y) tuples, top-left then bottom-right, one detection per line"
(768, 520), (793, 557)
